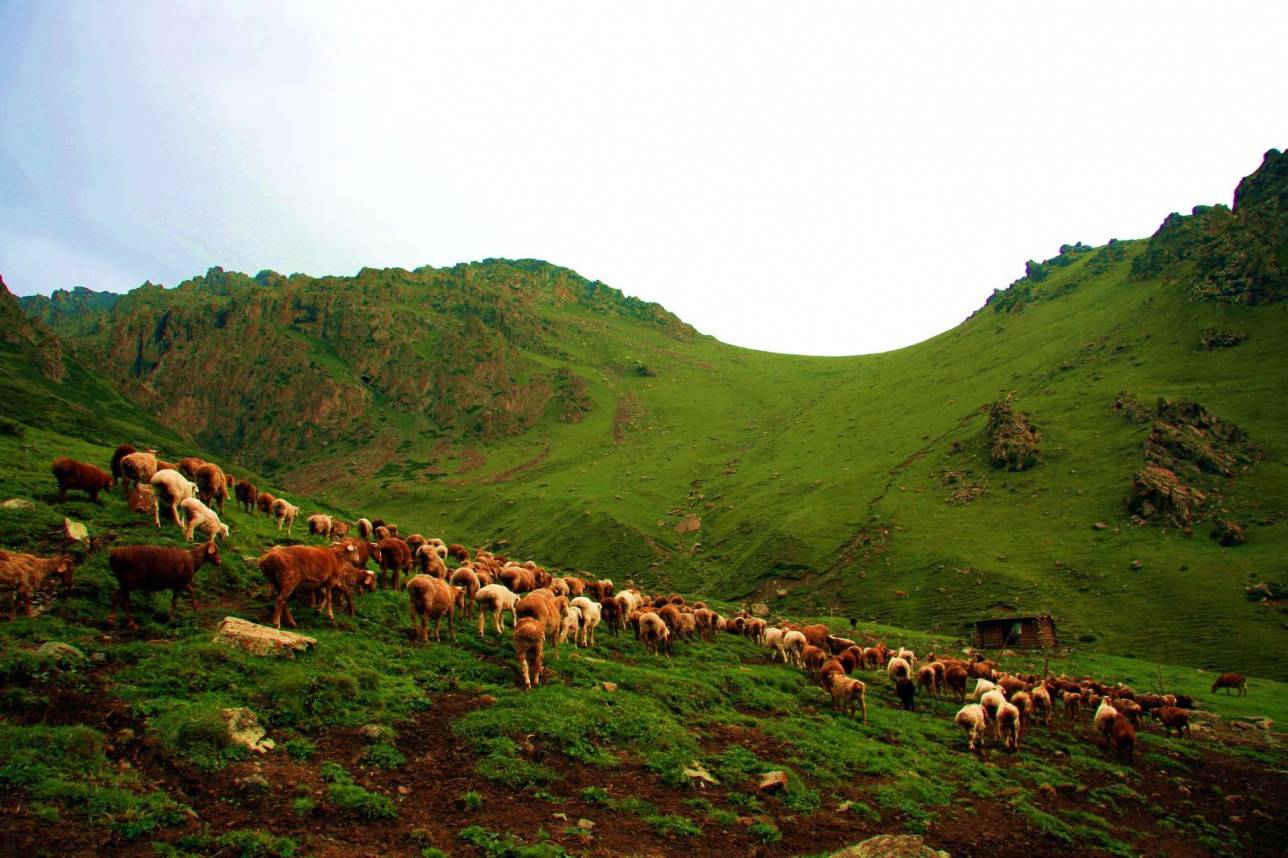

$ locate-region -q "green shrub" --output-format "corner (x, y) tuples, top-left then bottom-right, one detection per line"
(327, 783), (397, 819)
(363, 743), (406, 770)
(283, 738), (316, 760)
(215, 828), (298, 857)
(292, 797), (315, 815)
(749, 820), (782, 843)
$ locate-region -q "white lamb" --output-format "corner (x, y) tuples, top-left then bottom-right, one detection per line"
(762, 627), (787, 662)
(782, 630), (807, 668)
(557, 604), (583, 648)
(969, 678), (997, 699)
(474, 583), (520, 637)
(570, 596), (601, 647)
(896, 647), (917, 669)
(272, 498), (300, 534)
(887, 656), (912, 684)
(955, 703), (987, 754)
(179, 497), (229, 544)
(151, 469), (197, 530)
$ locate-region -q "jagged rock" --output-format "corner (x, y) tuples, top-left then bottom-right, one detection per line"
(235, 772), (271, 791)
(1210, 520), (1245, 546)
(1201, 328), (1248, 350)
(222, 708), (275, 754)
(36, 641), (87, 665)
(986, 396), (1040, 471)
(673, 515), (701, 534)
(758, 771), (788, 793)
(127, 486), (154, 514)
(750, 602), (770, 617)
(211, 616), (316, 658)
(1129, 465), (1206, 527)
(63, 518), (88, 544)
(1092, 521), (1108, 530)
(830, 834), (950, 857)
(682, 762), (718, 787)
(0, 498), (34, 510)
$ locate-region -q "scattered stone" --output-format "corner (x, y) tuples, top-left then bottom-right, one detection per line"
(751, 602), (770, 617)
(0, 498), (34, 509)
(359, 723), (392, 742)
(601, 682), (618, 693)
(1037, 783), (1057, 801)
(211, 616), (316, 658)
(1130, 465), (1206, 527)
(1092, 521), (1108, 530)
(1210, 520), (1246, 546)
(830, 834), (951, 858)
(63, 517), (88, 543)
(477, 694), (498, 706)
(1200, 328), (1247, 351)
(1131, 560), (1143, 570)
(36, 641), (86, 665)
(234, 773), (271, 791)
(222, 708), (275, 754)
(673, 515), (701, 534)
(683, 762), (718, 787)
(576, 818), (594, 831)
(397, 785), (412, 796)
(758, 771), (789, 793)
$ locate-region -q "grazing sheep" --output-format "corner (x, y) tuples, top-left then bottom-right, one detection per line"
(448, 543), (470, 563)
(997, 701), (1021, 751)
(51, 456), (113, 503)
(1110, 714), (1136, 765)
(782, 630), (808, 668)
(945, 665), (969, 704)
(829, 675), (868, 722)
(308, 514), (333, 539)
(556, 604), (583, 649)
(887, 656), (912, 685)
(272, 498), (300, 534)
(356, 518), (373, 539)
(404, 534), (427, 557)
(516, 590), (568, 659)
(1030, 684), (1054, 727)
(802, 645), (829, 676)
(107, 543), (219, 628)
(969, 678), (996, 700)
(177, 456), (205, 480)
(896, 647), (917, 669)
(599, 595), (625, 636)
(639, 611), (671, 657)
(818, 657), (848, 693)
(585, 580), (614, 602)
(0, 550), (74, 619)
(1063, 690), (1084, 722)
(1094, 699), (1120, 747)
(980, 688), (1008, 738)
(374, 538), (414, 590)
(475, 583), (521, 637)
(118, 450), (158, 496)
(151, 469), (198, 530)
(415, 544), (449, 578)
(916, 664), (938, 698)
(799, 623), (831, 650)
(235, 479), (259, 514)
(179, 497), (229, 543)
(406, 573), (457, 642)
(110, 443), (136, 486)
(955, 704), (988, 755)
(258, 544), (352, 629)
(1155, 706), (1192, 739)
(1010, 690), (1033, 728)
(570, 596), (601, 647)
(257, 491), (276, 516)
(895, 678), (917, 711)
(449, 567), (481, 618)
(998, 675), (1026, 697)
(514, 616), (545, 690)
(1210, 672), (1247, 696)
(763, 627), (787, 661)
(193, 463), (227, 513)
(1113, 697), (1142, 729)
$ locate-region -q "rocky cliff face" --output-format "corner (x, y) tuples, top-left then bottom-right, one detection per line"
(0, 274), (66, 383)
(34, 259), (693, 469)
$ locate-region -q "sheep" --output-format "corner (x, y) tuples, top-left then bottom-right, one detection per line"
(416, 544), (448, 578)
(799, 623), (831, 649)
(557, 604), (583, 649)
(107, 543), (219, 628)
(638, 610), (671, 656)
(235, 479), (259, 514)
(997, 701), (1021, 752)
(945, 664), (969, 704)
(272, 498), (300, 534)
(514, 616), (545, 690)
(969, 678), (996, 699)
(177, 456), (205, 480)
(0, 550), (74, 619)
(1094, 699), (1120, 747)
(570, 596), (602, 647)
(562, 576), (586, 598)
(374, 538), (414, 590)
(916, 664), (938, 698)
(887, 656), (912, 685)
(782, 630), (807, 668)
(119, 451), (159, 496)
(110, 443), (136, 486)
(151, 469), (198, 530)
(1113, 697), (1142, 729)
(449, 567), (481, 618)
(193, 463), (227, 513)
(404, 533), (427, 557)
(425, 537), (448, 560)
(829, 675), (868, 722)
(1063, 690), (1084, 721)
(896, 647), (917, 669)
(1110, 714), (1136, 765)
(802, 645), (829, 676)
(475, 583), (520, 637)
(308, 514), (333, 539)
(257, 491), (276, 516)
(1010, 690), (1033, 728)
(448, 543), (470, 563)
(955, 704), (988, 755)
(356, 518), (373, 539)
(1029, 684), (1053, 727)
(1155, 706), (1192, 739)
(258, 544), (354, 629)
(51, 456), (113, 503)
(763, 627), (787, 661)
(516, 590), (568, 659)
(585, 580), (614, 602)
(895, 678), (917, 711)
(406, 573), (457, 642)
(998, 675), (1026, 697)
(179, 497), (229, 543)
(598, 595), (625, 636)
(1210, 672), (1247, 696)
(818, 656), (848, 692)
(980, 688), (1008, 738)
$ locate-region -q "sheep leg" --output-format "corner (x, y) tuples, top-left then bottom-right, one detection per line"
(168, 588), (181, 622)
(478, 609), (486, 638)
(153, 498), (162, 529)
(433, 617), (442, 642)
(323, 587), (334, 623)
(520, 656), (531, 690)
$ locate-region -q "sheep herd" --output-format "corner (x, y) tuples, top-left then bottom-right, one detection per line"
(3, 444), (1247, 767)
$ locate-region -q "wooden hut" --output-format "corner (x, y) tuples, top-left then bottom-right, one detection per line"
(973, 615), (1057, 650)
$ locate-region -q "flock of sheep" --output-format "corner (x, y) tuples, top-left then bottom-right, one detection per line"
(3, 443), (1249, 766)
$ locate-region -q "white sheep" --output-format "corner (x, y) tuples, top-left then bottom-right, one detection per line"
(617, 589), (642, 612)
(179, 497), (229, 544)
(557, 604), (583, 648)
(762, 627), (787, 662)
(474, 583), (520, 637)
(896, 647), (917, 669)
(955, 703), (987, 754)
(997, 700), (1022, 751)
(969, 678), (997, 699)
(272, 498), (300, 534)
(1094, 699), (1119, 747)
(887, 656), (912, 685)
(782, 630), (807, 668)
(151, 469), (197, 530)
(570, 596), (601, 647)
(980, 687), (1009, 740)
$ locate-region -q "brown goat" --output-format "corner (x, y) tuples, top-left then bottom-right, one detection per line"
(514, 616), (546, 689)
(235, 479), (259, 514)
(193, 463), (227, 513)
(257, 492), (276, 516)
(0, 550), (74, 619)
(107, 543), (219, 628)
(407, 574), (457, 642)
(51, 456), (113, 503)
(258, 544), (352, 629)
(374, 538), (413, 590)
(1210, 672), (1247, 696)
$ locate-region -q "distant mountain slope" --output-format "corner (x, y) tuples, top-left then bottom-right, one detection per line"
(16, 149), (1288, 676)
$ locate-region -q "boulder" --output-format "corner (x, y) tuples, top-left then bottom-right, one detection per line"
(63, 517), (88, 544)
(36, 641), (87, 666)
(683, 761), (718, 787)
(758, 771), (789, 793)
(0, 498), (34, 510)
(222, 707), (275, 754)
(831, 834), (950, 858)
(211, 616), (316, 658)
(751, 602), (770, 617)
(1210, 520), (1245, 547)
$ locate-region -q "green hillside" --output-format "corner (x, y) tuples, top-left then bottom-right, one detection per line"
(15, 149), (1288, 677)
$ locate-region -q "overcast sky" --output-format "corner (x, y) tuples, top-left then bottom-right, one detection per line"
(1, 3), (1284, 355)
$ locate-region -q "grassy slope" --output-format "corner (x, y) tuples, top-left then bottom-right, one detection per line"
(322, 243), (1288, 678)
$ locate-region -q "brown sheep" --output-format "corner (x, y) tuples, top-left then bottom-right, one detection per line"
(118, 450), (159, 496)
(257, 492), (276, 516)
(374, 538), (414, 590)
(1113, 697), (1142, 729)
(1030, 684), (1054, 727)
(110, 443), (136, 486)
(799, 623), (831, 650)
(818, 657), (847, 692)
(51, 456), (113, 503)
(600, 596), (626, 636)
(0, 550), (75, 619)
(917, 665), (939, 699)
(638, 610), (671, 656)
(107, 543), (220, 628)
(407, 574), (457, 642)
(514, 616), (546, 689)
(177, 456), (205, 480)
(235, 479), (259, 514)
(1110, 714), (1136, 765)
(802, 645), (828, 676)
(193, 463), (227, 513)
(585, 580), (614, 602)
(447, 543), (470, 563)
(1211, 672), (1247, 696)
(895, 678), (917, 711)
(499, 564), (536, 594)
(449, 566), (481, 618)
(416, 544), (448, 578)
(258, 544), (353, 629)
(516, 590), (567, 659)
(945, 665), (969, 704)
(563, 576), (586, 598)
(1155, 706), (1192, 739)
(829, 675), (868, 722)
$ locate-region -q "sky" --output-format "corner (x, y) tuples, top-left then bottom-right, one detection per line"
(1, 3), (1285, 356)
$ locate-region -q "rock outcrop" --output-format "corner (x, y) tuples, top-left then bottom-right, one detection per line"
(211, 616), (317, 658)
